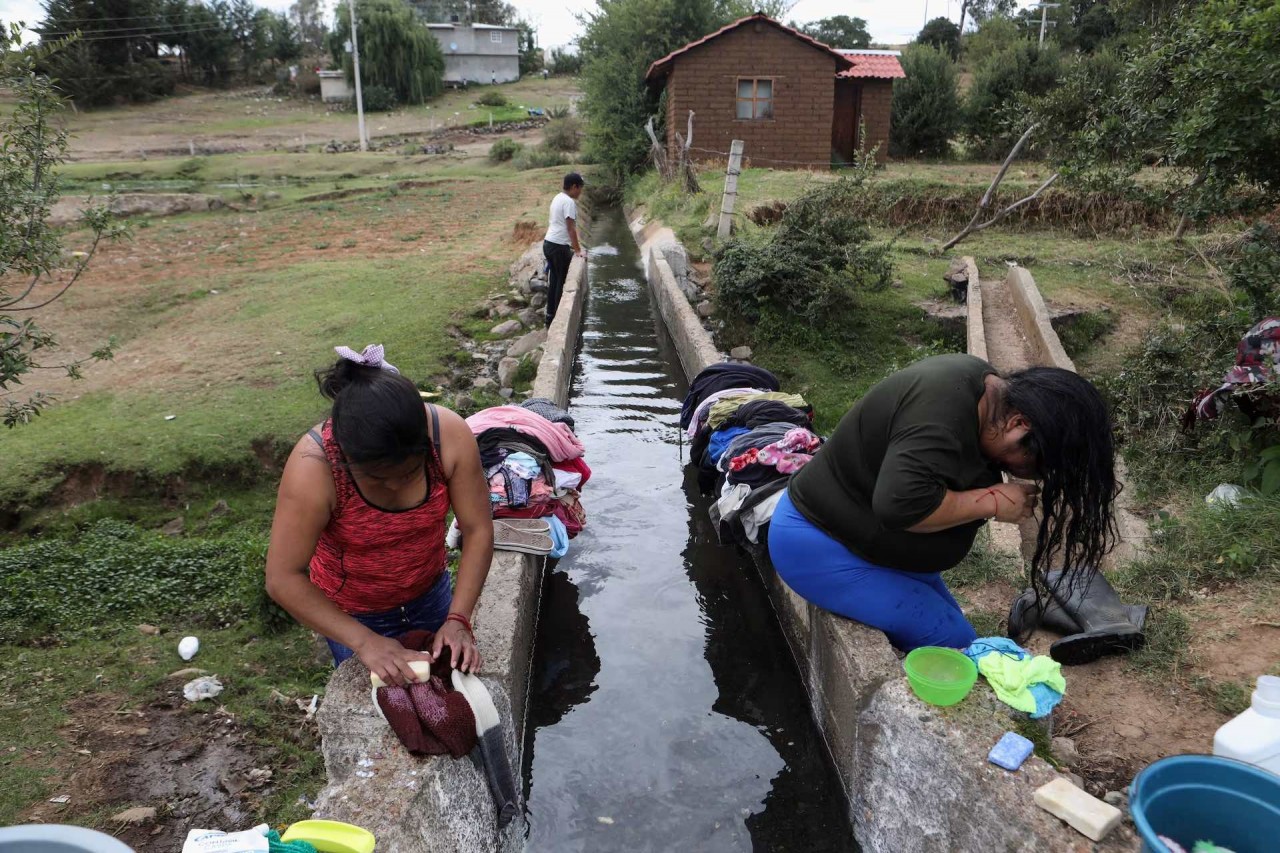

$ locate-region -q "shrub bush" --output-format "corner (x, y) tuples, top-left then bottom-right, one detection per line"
(891, 45), (962, 158)
(965, 41), (1063, 158)
(714, 172), (894, 324)
(476, 89), (509, 107)
(513, 144), (569, 171)
(917, 16), (961, 58)
(355, 84), (398, 112)
(488, 137), (524, 163)
(543, 116), (582, 152)
(549, 48), (583, 75)
(546, 103), (572, 120)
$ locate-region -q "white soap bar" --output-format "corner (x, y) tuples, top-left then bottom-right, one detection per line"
(1033, 777), (1122, 842)
(370, 660), (433, 688)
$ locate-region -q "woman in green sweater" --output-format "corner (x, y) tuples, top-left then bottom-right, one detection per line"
(769, 353), (1117, 651)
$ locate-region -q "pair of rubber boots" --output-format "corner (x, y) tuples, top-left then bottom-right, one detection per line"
(1007, 569), (1148, 665)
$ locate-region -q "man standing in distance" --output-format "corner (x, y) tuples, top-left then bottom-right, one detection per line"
(543, 172), (585, 326)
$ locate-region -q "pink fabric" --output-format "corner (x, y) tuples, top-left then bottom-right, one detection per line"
(466, 406), (585, 462)
(756, 445), (814, 474)
(685, 388), (769, 439)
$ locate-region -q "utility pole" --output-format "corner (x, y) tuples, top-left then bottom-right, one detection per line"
(349, 0), (368, 151)
(1034, 2), (1060, 46)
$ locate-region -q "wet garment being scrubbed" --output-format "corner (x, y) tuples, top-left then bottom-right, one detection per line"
(965, 637), (1065, 719)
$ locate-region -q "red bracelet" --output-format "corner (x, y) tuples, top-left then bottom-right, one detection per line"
(445, 613), (473, 634)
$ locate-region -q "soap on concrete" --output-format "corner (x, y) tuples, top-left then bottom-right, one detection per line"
(988, 731), (1035, 771)
(1033, 777), (1122, 842)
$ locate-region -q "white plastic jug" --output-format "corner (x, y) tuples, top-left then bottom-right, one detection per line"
(1214, 675), (1280, 776)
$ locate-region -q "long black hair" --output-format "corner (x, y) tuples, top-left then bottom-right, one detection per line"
(315, 358), (430, 468)
(1002, 367), (1118, 594)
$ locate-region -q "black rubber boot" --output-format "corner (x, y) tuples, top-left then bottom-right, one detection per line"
(1007, 570), (1149, 641)
(1047, 570), (1146, 665)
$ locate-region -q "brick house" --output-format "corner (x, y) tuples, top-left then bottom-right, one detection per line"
(645, 15), (905, 167)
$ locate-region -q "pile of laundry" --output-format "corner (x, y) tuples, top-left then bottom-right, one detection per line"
(462, 399), (589, 558)
(681, 362), (823, 546)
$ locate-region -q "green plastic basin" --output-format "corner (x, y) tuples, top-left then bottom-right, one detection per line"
(904, 646), (978, 707)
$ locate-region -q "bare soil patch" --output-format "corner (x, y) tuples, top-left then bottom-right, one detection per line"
(20, 693), (265, 850)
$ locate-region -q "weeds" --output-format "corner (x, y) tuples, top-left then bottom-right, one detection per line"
(1127, 606), (1192, 676)
(488, 137), (523, 163)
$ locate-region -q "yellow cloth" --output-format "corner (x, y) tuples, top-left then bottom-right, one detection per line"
(976, 652), (1066, 714)
(706, 392), (808, 430)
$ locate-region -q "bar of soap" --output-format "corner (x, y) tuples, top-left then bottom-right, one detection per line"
(988, 731), (1035, 770)
(370, 660), (433, 688)
(1034, 777), (1122, 842)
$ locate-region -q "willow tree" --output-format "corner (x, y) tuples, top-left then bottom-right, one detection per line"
(329, 0), (444, 105)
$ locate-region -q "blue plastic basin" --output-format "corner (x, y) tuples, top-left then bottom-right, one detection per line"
(0, 825), (135, 852)
(1130, 754), (1280, 853)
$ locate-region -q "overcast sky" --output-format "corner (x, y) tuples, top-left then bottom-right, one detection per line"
(2, 0), (1032, 51)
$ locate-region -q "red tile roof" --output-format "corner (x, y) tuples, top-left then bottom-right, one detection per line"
(836, 51), (906, 80)
(645, 14), (854, 84)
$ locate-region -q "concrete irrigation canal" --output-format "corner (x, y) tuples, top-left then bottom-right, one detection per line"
(521, 207), (853, 851)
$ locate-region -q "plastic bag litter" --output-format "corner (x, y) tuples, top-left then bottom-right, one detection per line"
(181, 824), (269, 853)
(183, 675), (224, 702)
(1206, 484), (1245, 510)
(178, 636), (200, 660)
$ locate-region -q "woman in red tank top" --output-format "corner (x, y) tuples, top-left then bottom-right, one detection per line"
(265, 346), (495, 686)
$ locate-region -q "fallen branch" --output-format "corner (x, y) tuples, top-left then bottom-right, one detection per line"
(942, 124), (1058, 251)
(645, 116), (672, 181)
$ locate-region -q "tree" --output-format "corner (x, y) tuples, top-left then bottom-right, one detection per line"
(963, 16), (1024, 66)
(1054, 0), (1280, 234)
(329, 0), (445, 105)
(958, 0), (1018, 32)
(549, 47), (582, 75)
(411, 0), (516, 24)
(891, 45), (961, 158)
(917, 16), (961, 58)
(290, 0), (328, 51)
(796, 15), (870, 49)
(2, 25), (124, 426)
(263, 11), (302, 66)
(578, 0), (725, 188)
(36, 0), (181, 104)
(965, 41), (1062, 158)
(516, 20), (542, 76)
(719, 1), (796, 20)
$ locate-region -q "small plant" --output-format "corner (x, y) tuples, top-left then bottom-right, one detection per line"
(546, 103), (571, 119)
(341, 238), (357, 249)
(488, 137), (524, 163)
(313, 241), (330, 250)
(354, 84), (398, 112)
(513, 144), (569, 171)
(476, 90), (509, 107)
(543, 116), (581, 153)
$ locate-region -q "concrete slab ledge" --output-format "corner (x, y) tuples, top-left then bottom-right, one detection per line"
(311, 229), (591, 853)
(631, 223), (1136, 851)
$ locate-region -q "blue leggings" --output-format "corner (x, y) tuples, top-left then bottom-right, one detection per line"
(768, 492), (976, 652)
(327, 571), (453, 665)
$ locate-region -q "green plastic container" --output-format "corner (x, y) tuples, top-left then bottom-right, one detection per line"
(904, 646), (978, 707)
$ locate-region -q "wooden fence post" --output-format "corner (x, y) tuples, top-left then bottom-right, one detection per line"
(717, 140), (744, 240)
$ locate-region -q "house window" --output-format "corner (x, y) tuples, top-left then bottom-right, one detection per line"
(490, 30), (503, 43)
(736, 78), (773, 120)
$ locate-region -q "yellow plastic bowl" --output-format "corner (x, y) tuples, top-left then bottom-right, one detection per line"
(281, 820), (376, 853)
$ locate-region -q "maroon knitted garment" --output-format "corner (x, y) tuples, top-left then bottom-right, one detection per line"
(375, 630), (477, 758)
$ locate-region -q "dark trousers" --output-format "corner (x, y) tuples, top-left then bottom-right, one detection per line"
(326, 572), (453, 665)
(543, 240), (574, 324)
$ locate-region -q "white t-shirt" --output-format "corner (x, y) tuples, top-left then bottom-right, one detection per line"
(545, 192), (577, 246)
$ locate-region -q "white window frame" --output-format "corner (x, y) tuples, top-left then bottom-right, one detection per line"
(490, 30), (503, 43)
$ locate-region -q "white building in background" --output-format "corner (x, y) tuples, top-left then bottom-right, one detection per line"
(426, 23), (520, 85)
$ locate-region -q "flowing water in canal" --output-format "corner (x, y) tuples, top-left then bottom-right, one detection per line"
(522, 209), (854, 851)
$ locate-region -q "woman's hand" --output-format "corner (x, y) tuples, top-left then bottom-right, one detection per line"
(355, 633), (434, 687)
(988, 482), (1039, 523)
(432, 619), (483, 674)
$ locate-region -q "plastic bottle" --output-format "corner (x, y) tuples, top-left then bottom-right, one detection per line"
(1213, 675), (1280, 776)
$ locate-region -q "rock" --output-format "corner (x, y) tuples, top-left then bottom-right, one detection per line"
(167, 667), (208, 679)
(1066, 772), (1086, 789)
(517, 307), (541, 329)
(453, 393), (475, 411)
(702, 236), (715, 254)
(490, 303), (516, 319)
(530, 292), (547, 310)
(497, 357), (520, 388)
(208, 499), (230, 518)
(729, 346), (753, 361)
(696, 301), (715, 318)
(528, 348), (543, 367)
(137, 624), (161, 636)
(1051, 736), (1079, 768)
(507, 291), (529, 307)
(1103, 790), (1127, 807)
(507, 330), (547, 359)
(471, 376), (498, 392)
(490, 319), (522, 337)
(471, 302), (491, 319)
(498, 388), (514, 399)
(160, 517), (184, 536)
(111, 806), (157, 824)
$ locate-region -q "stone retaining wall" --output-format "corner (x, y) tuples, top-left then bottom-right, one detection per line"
(631, 216), (1137, 852)
(311, 248), (590, 853)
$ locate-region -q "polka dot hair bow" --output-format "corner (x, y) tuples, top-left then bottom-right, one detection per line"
(335, 343), (399, 374)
